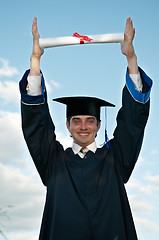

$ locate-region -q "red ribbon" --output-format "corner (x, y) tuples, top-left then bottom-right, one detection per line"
(73, 32), (93, 44)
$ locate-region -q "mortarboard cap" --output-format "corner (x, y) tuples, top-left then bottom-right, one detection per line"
(53, 96), (115, 120)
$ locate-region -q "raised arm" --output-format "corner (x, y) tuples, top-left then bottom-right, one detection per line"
(121, 17), (138, 74)
(29, 17), (44, 76)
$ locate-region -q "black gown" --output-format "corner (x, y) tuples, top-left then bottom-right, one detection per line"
(20, 67), (152, 240)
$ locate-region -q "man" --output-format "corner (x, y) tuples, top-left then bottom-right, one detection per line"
(19, 17), (152, 240)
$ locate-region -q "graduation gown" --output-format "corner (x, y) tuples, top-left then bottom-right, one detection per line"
(19, 67), (152, 240)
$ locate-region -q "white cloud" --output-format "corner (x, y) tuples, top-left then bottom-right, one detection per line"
(135, 217), (159, 232)
(50, 79), (60, 89)
(0, 110), (45, 239)
(0, 58), (18, 77)
(0, 80), (20, 104)
(0, 162), (45, 235)
(7, 232), (38, 240)
(56, 131), (72, 149)
(150, 149), (159, 155)
(0, 111), (24, 165)
(0, 58), (19, 105)
(45, 79), (61, 94)
(127, 178), (153, 195)
(126, 172), (159, 237)
(145, 174), (159, 186)
(128, 195), (155, 214)
(127, 174), (159, 195)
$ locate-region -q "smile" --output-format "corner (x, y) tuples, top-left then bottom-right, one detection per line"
(78, 133), (89, 136)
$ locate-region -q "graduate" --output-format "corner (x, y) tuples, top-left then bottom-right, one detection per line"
(19, 17), (152, 240)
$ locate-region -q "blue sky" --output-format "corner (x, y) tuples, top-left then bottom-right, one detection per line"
(0, 0), (159, 239)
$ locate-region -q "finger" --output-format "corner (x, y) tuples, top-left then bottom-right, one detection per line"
(32, 17), (37, 33)
(32, 17), (40, 37)
(125, 17), (133, 34)
(124, 17), (135, 42)
(32, 18), (40, 45)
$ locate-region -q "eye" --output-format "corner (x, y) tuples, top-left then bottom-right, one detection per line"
(87, 118), (95, 124)
(88, 120), (93, 123)
(74, 120), (79, 124)
(72, 119), (80, 124)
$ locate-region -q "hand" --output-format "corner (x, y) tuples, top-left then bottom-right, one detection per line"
(31, 17), (44, 60)
(30, 17), (43, 76)
(121, 17), (138, 74)
(121, 17), (135, 58)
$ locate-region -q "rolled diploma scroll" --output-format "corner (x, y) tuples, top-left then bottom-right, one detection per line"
(39, 33), (124, 49)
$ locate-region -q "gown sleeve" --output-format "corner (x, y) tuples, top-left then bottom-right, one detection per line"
(19, 70), (64, 186)
(112, 67), (152, 183)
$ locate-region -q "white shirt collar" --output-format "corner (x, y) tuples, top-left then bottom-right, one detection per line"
(72, 141), (97, 155)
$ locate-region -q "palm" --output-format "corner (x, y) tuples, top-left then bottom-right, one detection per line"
(121, 17), (135, 58)
(32, 17), (43, 58)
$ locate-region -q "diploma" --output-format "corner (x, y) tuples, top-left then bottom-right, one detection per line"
(39, 33), (124, 49)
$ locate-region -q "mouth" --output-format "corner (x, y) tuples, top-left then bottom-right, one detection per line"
(78, 132), (89, 136)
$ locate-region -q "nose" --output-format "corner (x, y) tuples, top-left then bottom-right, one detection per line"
(80, 120), (87, 130)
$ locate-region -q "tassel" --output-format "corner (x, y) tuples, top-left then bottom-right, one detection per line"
(100, 107), (110, 148)
(105, 128), (110, 149)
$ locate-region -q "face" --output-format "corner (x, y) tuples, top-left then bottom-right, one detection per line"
(66, 115), (101, 147)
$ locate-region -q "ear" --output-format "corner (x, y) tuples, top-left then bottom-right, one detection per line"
(97, 121), (101, 132)
(66, 120), (71, 132)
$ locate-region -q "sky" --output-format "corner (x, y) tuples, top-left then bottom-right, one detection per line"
(0, 0), (159, 239)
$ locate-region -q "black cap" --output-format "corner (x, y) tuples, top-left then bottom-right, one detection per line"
(53, 96), (115, 120)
